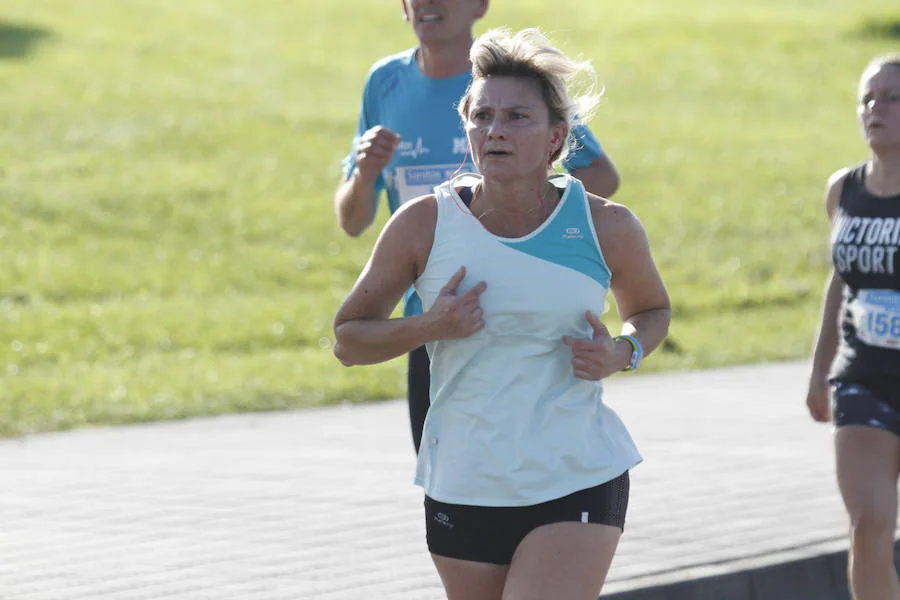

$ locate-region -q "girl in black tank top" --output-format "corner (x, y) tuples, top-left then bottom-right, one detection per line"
(829, 163), (900, 407)
(805, 54), (900, 600)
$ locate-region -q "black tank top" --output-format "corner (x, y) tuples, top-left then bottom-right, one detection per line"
(829, 163), (900, 406)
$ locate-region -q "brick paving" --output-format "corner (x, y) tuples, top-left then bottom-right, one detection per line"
(0, 360), (868, 599)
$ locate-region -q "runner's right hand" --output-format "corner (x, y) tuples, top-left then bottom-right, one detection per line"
(805, 374), (831, 423)
(355, 126), (401, 181)
(427, 267), (487, 340)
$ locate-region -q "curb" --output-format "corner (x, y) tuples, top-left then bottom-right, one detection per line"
(605, 541), (900, 599)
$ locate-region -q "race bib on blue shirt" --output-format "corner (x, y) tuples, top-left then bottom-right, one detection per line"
(395, 164), (473, 206)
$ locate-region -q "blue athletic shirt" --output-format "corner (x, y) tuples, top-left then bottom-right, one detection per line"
(412, 173), (641, 507)
(342, 48), (607, 315)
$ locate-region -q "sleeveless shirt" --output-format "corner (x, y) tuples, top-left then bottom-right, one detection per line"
(412, 173), (641, 507)
(830, 163), (900, 407)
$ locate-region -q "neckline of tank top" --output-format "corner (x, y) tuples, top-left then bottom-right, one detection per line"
(860, 184), (900, 202)
(858, 167), (900, 201)
(455, 180), (566, 208)
(451, 180), (569, 242)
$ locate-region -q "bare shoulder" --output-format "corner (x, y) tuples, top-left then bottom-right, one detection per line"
(374, 193), (438, 274)
(827, 167), (851, 188)
(384, 193), (438, 235)
(583, 192), (660, 283)
(586, 193), (643, 239)
(584, 193), (651, 274)
(825, 167), (851, 218)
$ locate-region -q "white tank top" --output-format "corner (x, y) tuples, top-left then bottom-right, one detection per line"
(413, 173), (641, 507)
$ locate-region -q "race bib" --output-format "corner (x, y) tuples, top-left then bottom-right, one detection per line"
(395, 164), (475, 205)
(850, 289), (900, 349)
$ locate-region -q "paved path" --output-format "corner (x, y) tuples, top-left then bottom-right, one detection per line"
(0, 360), (863, 599)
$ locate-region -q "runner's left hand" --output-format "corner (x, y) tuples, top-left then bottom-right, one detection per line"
(562, 311), (630, 381)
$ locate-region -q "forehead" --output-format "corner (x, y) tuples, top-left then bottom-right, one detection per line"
(469, 76), (544, 106)
(860, 63), (900, 93)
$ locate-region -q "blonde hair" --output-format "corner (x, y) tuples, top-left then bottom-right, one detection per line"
(458, 28), (602, 166)
(866, 53), (900, 71)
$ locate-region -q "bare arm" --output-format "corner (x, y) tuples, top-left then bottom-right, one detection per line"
(810, 270), (843, 379)
(333, 197), (487, 366)
(334, 170), (379, 237)
(570, 154), (620, 199)
(594, 198), (671, 359)
(562, 198), (671, 379)
(806, 168), (848, 421)
(333, 126), (401, 237)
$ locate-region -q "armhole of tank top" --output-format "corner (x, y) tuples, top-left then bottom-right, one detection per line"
(580, 181), (612, 284)
(432, 183), (452, 224)
(854, 162), (867, 188)
(431, 180), (468, 243)
(415, 190), (444, 296)
(832, 165), (862, 213)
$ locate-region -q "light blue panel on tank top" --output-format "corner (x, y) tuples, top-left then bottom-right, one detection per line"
(497, 175), (611, 290)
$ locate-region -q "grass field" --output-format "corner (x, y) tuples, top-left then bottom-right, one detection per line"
(1, 0), (898, 436)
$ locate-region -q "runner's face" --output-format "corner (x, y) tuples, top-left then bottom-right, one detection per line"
(464, 76), (565, 181)
(401, 0), (486, 45)
(858, 64), (900, 152)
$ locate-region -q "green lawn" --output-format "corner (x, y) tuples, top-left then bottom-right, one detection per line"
(1, 0), (898, 435)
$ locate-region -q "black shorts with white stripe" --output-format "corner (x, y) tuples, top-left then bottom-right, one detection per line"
(424, 471), (629, 565)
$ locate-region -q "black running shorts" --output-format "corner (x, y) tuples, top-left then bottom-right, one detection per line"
(424, 471), (630, 565)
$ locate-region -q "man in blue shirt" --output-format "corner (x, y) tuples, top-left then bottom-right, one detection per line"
(334, 0), (621, 453)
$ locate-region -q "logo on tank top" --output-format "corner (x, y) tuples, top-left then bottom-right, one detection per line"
(832, 215), (900, 275)
(563, 227), (584, 240)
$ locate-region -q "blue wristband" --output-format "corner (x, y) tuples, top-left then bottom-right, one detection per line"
(614, 334), (643, 372)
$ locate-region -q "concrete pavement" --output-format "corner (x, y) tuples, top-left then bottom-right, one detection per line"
(0, 360), (884, 599)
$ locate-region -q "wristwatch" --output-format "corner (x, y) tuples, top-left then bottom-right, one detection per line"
(614, 335), (643, 372)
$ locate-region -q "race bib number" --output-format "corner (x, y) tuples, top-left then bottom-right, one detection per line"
(395, 164), (475, 205)
(850, 289), (900, 349)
